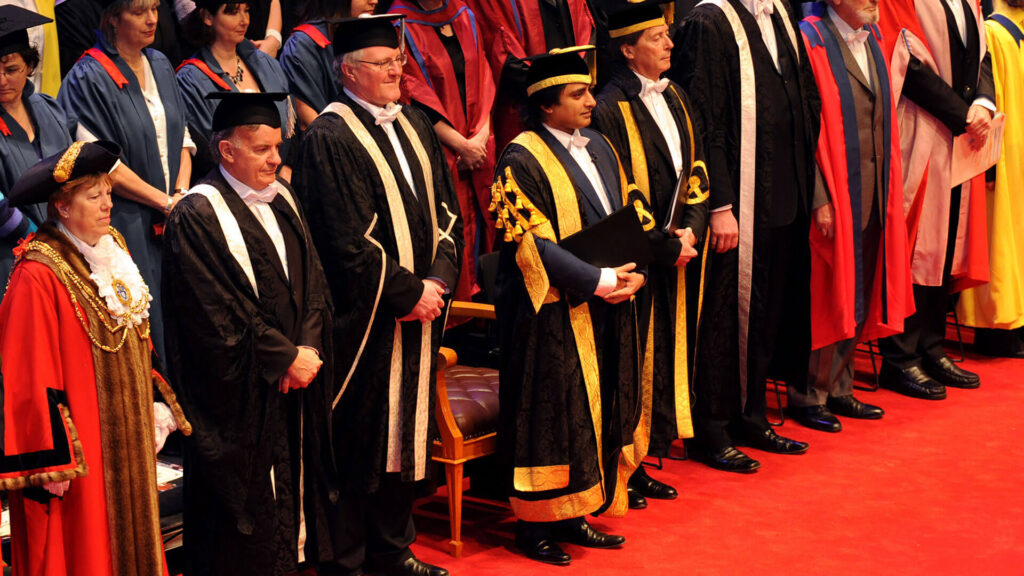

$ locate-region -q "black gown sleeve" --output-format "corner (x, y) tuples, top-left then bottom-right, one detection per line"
(902, 54), (971, 135)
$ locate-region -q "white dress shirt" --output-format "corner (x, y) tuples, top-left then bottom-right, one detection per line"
(220, 165), (290, 280)
(828, 6), (872, 90)
(634, 70), (684, 178)
(741, 0), (780, 71)
(542, 123), (618, 296)
(345, 88), (417, 196)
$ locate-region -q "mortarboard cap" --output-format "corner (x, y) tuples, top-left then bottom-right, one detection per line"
(8, 141), (122, 207)
(606, 0), (673, 39)
(193, 0), (251, 13)
(331, 14), (404, 56)
(0, 5), (52, 58)
(525, 45), (596, 97)
(206, 91), (288, 131)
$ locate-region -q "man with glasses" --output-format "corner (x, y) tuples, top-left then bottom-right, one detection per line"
(292, 14), (460, 576)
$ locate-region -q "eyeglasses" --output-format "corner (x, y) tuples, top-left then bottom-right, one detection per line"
(356, 53), (408, 73)
(0, 65), (27, 80)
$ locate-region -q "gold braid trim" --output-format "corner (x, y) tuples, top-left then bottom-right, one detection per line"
(153, 371), (192, 436)
(510, 482), (605, 522)
(0, 404), (90, 491)
(53, 141), (87, 183)
(513, 465), (571, 493)
(19, 234), (151, 353)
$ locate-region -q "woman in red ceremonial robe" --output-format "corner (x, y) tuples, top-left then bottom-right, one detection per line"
(391, 0), (496, 298)
(0, 141), (190, 576)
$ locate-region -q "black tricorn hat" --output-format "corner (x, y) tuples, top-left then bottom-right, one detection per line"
(605, 0), (673, 39)
(8, 141), (122, 207)
(0, 4), (52, 58)
(525, 45), (596, 97)
(206, 91), (288, 131)
(331, 14), (404, 55)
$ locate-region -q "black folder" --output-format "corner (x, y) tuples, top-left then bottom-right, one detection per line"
(558, 204), (655, 268)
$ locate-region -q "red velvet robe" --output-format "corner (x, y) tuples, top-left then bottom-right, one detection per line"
(0, 260), (169, 576)
(801, 13), (914, 350)
(392, 0), (497, 297)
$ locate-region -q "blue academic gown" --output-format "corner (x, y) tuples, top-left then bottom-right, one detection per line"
(58, 35), (188, 361)
(177, 39), (293, 159)
(280, 20), (339, 115)
(0, 83), (75, 299)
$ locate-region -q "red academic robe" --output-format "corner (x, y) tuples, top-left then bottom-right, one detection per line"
(0, 260), (168, 576)
(800, 14), (914, 350)
(392, 0), (497, 297)
(877, 0), (989, 292)
(463, 0), (594, 150)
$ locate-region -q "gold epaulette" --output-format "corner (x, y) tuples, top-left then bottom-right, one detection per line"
(490, 166), (552, 244)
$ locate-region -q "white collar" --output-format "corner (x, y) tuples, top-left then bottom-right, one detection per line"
(344, 87), (400, 119)
(219, 164), (279, 204)
(633, 69), (669, 96)
(543, 124), (589, 150)
(827, 6), (861, 39)
(741, 0), (773, 17)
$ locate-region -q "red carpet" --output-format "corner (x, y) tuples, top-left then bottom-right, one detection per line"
(409, 344), (1024, 575)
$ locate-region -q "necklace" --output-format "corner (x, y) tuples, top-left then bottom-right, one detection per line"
(232, 57), (244, 85)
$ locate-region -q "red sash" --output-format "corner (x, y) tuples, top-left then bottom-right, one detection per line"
(79, 47), (129, 89)
(294, 24), (330, 48)
(176, 58), (233, 91)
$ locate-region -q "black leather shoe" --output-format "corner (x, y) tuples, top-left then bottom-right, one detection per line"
(741, 429), (809, 454)
(922, 355), (980, 389)
(554, 518), (625, 549)
(880, 363), (947, 399)
(827, 395), (884, 419)
(627, 486), (647, 509)
(693, 446), (760, 473)
(379, 556), (449, 576)
(786, 405), (841, 432)
(514, 536), (572, 566)
(628, 468), (678, 500)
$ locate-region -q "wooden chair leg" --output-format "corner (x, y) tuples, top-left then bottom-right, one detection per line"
(445, 462), (465, 558)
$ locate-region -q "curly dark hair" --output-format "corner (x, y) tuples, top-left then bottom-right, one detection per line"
(183, 1), (252, 46)
(524, 84), (567, 131)
(0, 46), (41, 74)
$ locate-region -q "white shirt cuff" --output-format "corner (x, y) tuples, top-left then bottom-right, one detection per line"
(183, 127), (197, 156)
(711, 204), (733, 213)
(972, 97), (997, 114)
(594, 267), (618, 298)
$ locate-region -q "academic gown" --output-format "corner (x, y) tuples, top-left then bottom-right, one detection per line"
(800, 9), (913, 350)
(668, 0), (820, 446)
(491, 126), (642, 521)
(0, 84), (74, 298)
(957, 9), (1024, 329)
(58, 36), (189, 362)
(463, 0), (595, 151)
(292, 93), (462, 495)
(280, 21), (339, 119)
(176, 39), (294, 181)
(392, 0), (497, 299)
(592, 62), (710, 459)
(162, 170), (335, 576)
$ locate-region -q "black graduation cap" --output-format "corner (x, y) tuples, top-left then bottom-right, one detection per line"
(206, 91), (288, 131)
(606, 0), (673, 39)
(8, 141), (122, 207)
(0, 4), (52, 58)
(194, 0), (248, 12)
(525, 45), (596, 97)
(331, 14), (404, 55)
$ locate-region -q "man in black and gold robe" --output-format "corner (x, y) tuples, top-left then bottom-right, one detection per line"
(163, 92), (335, 576)
(493, 46), (647, 567)
(593, 0), (710, 507)
(291, 15), (459, 576)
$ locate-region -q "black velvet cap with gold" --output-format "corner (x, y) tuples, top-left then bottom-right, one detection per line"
(206, 91), (288, 131)
(606, 0), (673, 39)
(525, 45), (596, 97)
(332, 14), (404, 55)
(8, 141), (122, 207)
(0, 4), (51, 58)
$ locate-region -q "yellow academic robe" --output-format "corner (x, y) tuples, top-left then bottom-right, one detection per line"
(958, 8), (1024, 329)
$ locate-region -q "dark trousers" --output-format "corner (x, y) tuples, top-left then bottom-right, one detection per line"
(880, 185), (962, 367)
(692, 216), (811, 451)
(322, 474), (416, 575)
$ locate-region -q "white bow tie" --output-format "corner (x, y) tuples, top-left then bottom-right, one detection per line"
(239, 184), (279, 206)
(754, 0), (774, 19)
(642, 77), (670, 98)
(568, 131), (590, 150)
(374, 103), (403, 125)
(847, 28), (870, 46)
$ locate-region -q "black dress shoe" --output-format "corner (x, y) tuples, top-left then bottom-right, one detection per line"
(554, 518), (625, 549)
(786, 405), (841, 432)
(922, 355), (980, 389)
(879, 363), (947, 399)
(827, 395), (884, 419)
(628, 467), (678, 500)
(378, 556), (449, 576)
(627, 486), (647, 509)
(973, 328), (1024, 358)
(514, 536), (572, 566)
(741, 429), (809, 454)
(693, 446), (760, 473)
